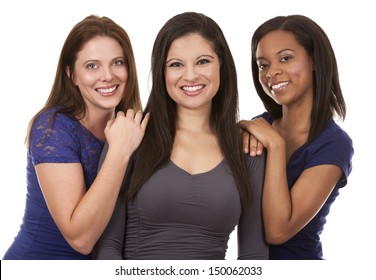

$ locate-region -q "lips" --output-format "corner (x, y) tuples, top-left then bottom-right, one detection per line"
(270, 81), (289, 93)
(96, 85), (117, 96)
(181, 85), (205, 96)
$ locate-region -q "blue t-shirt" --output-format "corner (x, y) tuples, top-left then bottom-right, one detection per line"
(3, 108), (104, 259)
(259, 112), (354, 260)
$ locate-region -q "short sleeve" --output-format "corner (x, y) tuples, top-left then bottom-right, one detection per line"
(305, 122), (354, 188)
(29, 110), (81, 165)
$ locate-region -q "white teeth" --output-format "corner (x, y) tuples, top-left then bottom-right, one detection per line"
(97, 86), (116, 93)
(271, 82), (288, 90)
(182, 85), (204, 92)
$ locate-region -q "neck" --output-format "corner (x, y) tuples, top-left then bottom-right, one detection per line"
(176, 106), (212, 133)
(279, 96), (312, 133)
(79, 110), (114, 141)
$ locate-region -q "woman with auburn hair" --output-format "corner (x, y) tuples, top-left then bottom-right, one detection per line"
(3, 15), (149, 260)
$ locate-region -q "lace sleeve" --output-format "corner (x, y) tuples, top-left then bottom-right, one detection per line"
(29, 110), (81, 166)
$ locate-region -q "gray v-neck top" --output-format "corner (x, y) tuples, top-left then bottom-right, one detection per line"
(94, 150), (268, 260)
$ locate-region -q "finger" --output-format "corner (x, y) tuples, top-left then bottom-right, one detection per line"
(241, 130), (250, 154)
(256, 141), (264, 155)
(125, 108), (135, 118)
(116, 111), (125, 117)
(105, 118), (115, 134)
(249, 134), (258, 157)
(238, 120), (249, 133)
(134, 110), (143, 123)
(140, 112), (150, 130)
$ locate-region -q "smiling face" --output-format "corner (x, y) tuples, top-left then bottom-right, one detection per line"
(72, 36), (128, 115)
(164, 33), (220, 112)
(256, 30), (314, 109)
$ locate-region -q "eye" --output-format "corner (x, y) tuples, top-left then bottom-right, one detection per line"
(113, 58), (125, 66)
(258, 62), (268, 71)
(197, 58), (210, 65)
(167, 61), (183, 68)
(86, 63), (98, 70)
(281, 55), (292, 62)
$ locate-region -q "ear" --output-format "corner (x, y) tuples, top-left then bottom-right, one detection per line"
(65, 66), (77, 85)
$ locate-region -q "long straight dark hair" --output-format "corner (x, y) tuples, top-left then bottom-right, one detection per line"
(127, 12), (252, 209)
(251, 15), (346, 142)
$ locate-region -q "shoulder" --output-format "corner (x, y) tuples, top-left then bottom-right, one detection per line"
(325, 120), (353, 146)
(244, 152), (266, 171)
(304, 120), (354, 181)
(253, 111), (273, 124)
(30, 107), (81, 148)
(33, 107), (78, 132)
(312, 120), (353, 156)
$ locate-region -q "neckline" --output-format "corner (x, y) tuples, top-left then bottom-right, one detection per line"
(76, 118), (105, 144)
(169, 159), (225, 177)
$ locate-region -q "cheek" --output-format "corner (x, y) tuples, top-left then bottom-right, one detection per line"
(116, 67), (128, 83)
(293, 59), (313, 80)
(206, 67), (220, 89)
(258, 74), (273, 97)
(164, 72), (177, 100)
(75, 72), (97, 87)
(259, 73), (268, 89)
(165, 70), (180, 88)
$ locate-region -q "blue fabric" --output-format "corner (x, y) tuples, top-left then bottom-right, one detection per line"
(258, 112), (354, 259)
(3, 108), (104, 259)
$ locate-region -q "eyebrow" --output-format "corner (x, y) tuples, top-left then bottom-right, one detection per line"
(82, 56), (125, 65)
(256, 48), (295, 60)
(277, 48), (295, 54)
(166, 54), (215, 64)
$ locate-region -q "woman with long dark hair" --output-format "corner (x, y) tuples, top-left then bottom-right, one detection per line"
(94, 12), (268, 260)
(240, 15), (354, 259)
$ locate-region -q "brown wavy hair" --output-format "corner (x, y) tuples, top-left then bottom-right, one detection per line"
(25, 15), (141, 146)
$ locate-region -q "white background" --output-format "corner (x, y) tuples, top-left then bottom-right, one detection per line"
(0, 0), (374, 272)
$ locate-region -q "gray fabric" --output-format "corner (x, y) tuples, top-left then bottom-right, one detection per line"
(93, 145), (268, 260)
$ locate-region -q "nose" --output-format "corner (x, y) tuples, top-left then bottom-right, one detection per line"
(266, 66), (281, 79)
(101, 66), (114, 81)
(183, 64), (199, 81)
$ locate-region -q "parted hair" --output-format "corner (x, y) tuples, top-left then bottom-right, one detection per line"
(25, 15), (141, 146)
(251, 14), (346, 142)
(127, 12), (252, 209)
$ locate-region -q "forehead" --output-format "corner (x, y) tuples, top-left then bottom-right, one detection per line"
(167, 33), (215, 57)
(256, 30), (303, 58)
(77, 36), (123, 60)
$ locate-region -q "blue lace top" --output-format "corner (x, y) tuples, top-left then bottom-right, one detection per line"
(3, 108), (104, 259)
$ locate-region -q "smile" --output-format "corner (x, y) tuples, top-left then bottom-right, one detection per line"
(270, 81), (289, 91)
(96, 86), (117, 95)
(181, 85), (204, 92)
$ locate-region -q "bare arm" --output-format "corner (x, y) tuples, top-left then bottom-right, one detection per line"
(36, 110), (149, 254)
(92, 177), (127, 260)
(239, 118), (342, 244)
